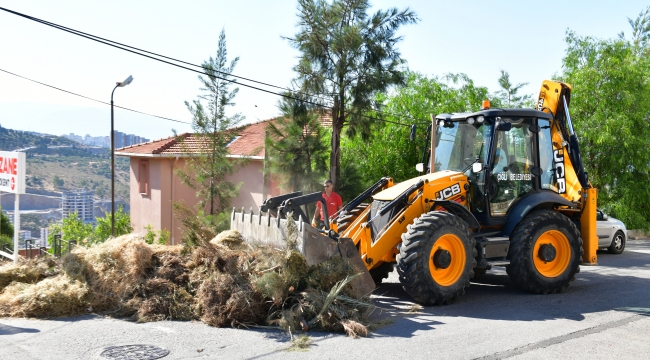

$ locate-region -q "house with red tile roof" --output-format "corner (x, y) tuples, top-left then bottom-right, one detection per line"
(115, 119), (285, 244)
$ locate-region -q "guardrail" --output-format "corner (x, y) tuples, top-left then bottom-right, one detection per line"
(50, 234), (77, 258)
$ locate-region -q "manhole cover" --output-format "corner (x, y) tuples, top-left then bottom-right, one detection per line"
(100, 344), (170, 360)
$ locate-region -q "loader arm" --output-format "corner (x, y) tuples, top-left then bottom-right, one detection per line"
(279, 192), (331, 230)
(536, 80), (597, 264)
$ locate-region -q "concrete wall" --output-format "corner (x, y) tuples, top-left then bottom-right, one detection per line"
(1, 193), (61, 210)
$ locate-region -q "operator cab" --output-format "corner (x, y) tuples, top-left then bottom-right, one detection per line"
(431, 107), (556, 227)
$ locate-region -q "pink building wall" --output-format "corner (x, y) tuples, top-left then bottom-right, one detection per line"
(128, 157), (269, 245)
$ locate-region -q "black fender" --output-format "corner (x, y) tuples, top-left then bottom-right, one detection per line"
(432, 200), (481, 230)
(501, 191), (576, 236)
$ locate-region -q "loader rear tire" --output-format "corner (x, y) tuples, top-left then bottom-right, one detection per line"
(506, 210), (582, 294)
(336, 204), (368, 235)
(397, 211), (476, 305)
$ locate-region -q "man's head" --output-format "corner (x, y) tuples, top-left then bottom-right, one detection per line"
(324, 179), (333, 194)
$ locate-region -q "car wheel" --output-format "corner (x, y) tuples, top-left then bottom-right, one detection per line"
(608, 231), (626, 254)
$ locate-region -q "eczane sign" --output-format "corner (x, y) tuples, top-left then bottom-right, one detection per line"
(0, 151), (26, 194)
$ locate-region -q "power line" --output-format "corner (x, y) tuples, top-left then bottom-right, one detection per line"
(0, 6), (430, 127)
(0, 68), (192, 125)
(0, 6), (335, 106)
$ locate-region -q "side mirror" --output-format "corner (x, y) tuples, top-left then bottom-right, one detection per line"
(472, 162), (483, 173)
(415, 163), (425, 173)
(603, 214), (608, 220)
(497, 122), (512, 131)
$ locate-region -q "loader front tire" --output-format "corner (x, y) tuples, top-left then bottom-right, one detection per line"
(397, 211), (476, 305)
(506, 210), (582, 294)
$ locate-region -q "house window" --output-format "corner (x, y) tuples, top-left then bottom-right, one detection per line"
(139, 160), (149, 195)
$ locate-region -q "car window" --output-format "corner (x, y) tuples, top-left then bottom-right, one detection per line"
(596, 210), (604, 221)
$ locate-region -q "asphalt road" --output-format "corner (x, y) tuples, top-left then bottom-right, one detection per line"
(1, 240), (649, 360)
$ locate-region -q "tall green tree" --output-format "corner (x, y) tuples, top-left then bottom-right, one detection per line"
(622, 6), (650, 50)
(341, 72), (492, 186)
(496, 70), (532, 108)
(265, 94), (329, 193)
(0, 208), (13, 238)
(286, 0), (418, 186)
(177, 29), (244, 215)
(0, 208), (14, 250)
(561, 9), (650, 229)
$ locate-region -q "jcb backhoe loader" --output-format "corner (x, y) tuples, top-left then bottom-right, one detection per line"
(232, 80), (598, 305)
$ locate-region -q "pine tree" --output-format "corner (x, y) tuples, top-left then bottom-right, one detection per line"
(496, 70), (532, 108)
(265, 93), (328, 193)
(286, 0), (418, 186)
(177, 29), (244, 215)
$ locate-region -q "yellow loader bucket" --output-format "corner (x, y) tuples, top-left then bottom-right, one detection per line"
(231, 208), (376, 298)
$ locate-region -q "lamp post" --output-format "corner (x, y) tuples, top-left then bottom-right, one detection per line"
(111, 75), (133, 236)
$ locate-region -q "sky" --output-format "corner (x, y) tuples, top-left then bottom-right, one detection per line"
(0, 0), (648, 141)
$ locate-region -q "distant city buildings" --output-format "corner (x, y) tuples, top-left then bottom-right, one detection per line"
(62, 190), (95, 223)
(61, 131), (149, 148)
(112, 130), (150, 149)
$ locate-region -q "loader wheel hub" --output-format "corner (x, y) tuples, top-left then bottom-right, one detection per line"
(428, 234), (466, 286)
(533, 230), (571, 278)
(433, 249), (452, 269)
(538, 244), (557, 262)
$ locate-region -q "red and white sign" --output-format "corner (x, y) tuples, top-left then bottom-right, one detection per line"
(0, 151), (26, 194)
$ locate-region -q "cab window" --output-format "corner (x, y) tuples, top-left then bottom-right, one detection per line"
(489, 120), (535, 216)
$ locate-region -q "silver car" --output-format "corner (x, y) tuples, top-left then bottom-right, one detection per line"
(596, 209), (626, 254)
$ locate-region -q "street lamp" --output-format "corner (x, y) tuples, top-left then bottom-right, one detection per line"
(111, 75), (133, 236)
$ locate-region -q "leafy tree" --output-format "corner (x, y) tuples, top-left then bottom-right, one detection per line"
(0, 208), (13, 238)
(560, 11), (650, 229)
(265, 94), (329, 193)
(92, 206), (133, 243)
(177, 29), (243, 215)
(47, 213), (93, 251)
(47, 207), (132, 252)
(0, 208), (14, 251)
(495, 70), (532, 108)
(143, 225), (170, 245)
(286, 0), (418, 186)
(0, 234), (11, 252)
(622, 6), (650, 50)
(52, 175), (64, 188)
(341, 72), (492, 186)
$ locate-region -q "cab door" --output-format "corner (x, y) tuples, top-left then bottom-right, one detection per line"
(487, 119), (536, 217)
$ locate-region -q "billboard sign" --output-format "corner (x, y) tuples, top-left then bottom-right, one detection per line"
(0, 151), (26, 194)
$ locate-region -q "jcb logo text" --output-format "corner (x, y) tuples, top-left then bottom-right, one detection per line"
(553, 150), (566, 194)
(435, 183), (461, 201)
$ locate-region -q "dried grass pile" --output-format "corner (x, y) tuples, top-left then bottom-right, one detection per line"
(0, 275), (88, 318)
(0, 230), (374, 337)
(0, 258), (59, 291)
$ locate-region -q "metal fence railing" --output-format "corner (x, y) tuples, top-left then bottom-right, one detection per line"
(1, 234), (82, 261)
(20, 235), (78, 260)
(51, 234), (77, 259)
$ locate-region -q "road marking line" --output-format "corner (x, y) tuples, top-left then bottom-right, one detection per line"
(473, 314), (646, 360)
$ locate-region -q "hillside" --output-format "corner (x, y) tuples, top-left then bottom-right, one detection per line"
(0, 125), (77, 151)
(0, 125), (130, 202)
(26, 155), (130, 201)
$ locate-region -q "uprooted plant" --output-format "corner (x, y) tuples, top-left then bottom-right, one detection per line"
(0, 230), (375, 337)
